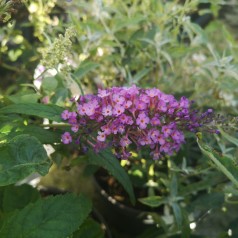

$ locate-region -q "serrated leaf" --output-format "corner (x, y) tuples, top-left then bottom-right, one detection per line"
(0, 134), (51, 186)
(0, 193), (92, 238)
(138, 196), (166, 208)
(74, 61), (100, 79)
(197, 138), (238, 187)
(0, 103), (64, 122)
(87, 149), (135, 205)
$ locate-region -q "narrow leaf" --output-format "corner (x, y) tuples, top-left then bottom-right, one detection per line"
(0, 103), (64, 122)
(19, 125), (61, 144)
(172, 203), (182, 228)
(87, 149), (135, 204)
(219, 128), (238, 146)
(1, 125), (61, 144)
(197, 138), (238, 187)
(74, 61), (100, 79)
(132, 68), (151, 83)
(188, 193), (224, 211)
(113, 14), (145, 32)
(7, 94), (40, 104)
(0, 193), (92, 238)
(0, 134), (51, 186)
(160, 50), (174, 69)
(170, 173), (178, 197)
(138, 196), (166, 208)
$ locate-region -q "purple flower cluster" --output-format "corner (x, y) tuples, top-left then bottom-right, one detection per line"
(61, 85), (210, 160)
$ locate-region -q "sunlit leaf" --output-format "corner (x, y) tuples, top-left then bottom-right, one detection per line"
(42, 77), (58, 92)
(7, 94), (40, 104)
(0, 134), (51, 186)
(0, 103), (64, 122)
(1, 125), (61, 144)
(0, 193), (91, 238)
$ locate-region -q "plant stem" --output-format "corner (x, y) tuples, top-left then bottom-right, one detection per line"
(39, 123), (70, 128)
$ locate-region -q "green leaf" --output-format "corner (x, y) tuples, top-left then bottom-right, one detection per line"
(7, 93), (41, 104)
(113, 14), (146, 32)
(132, 68), (152, 83)
(87, 149), (135, 205)
(72, 217), (104, 238)
(197, 138), (238, 187)
(17, 125), (61, 144)
(224, 185), (238, 196)
(172, 203), (182, 228)
(2, 184), (40, 212)
(138, 196), (166, 208)
(219, 128), (238, 147)
(0, 193), (92, 238)
(51, 88), (69, 105)
(42, 77), (58, 92)
(170, 174), (178, 198)
(0, 125), (61, 144)
(74, 61), (100, 79)
(180, 175), (224, 196)
(188, 22), (208, 43)
(160, 50), (174, 69)
(0, 103), (64, 122)
(188, 193), (224, 211)
(180, 208), (191, 238)
(0, 134), (51, 186)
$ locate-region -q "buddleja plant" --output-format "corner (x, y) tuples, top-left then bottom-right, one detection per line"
(0, 0), (238, 237)
(59, 84), (237, 237)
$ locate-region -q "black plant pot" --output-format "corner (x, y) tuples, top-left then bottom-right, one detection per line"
(93, 175), (158, 237)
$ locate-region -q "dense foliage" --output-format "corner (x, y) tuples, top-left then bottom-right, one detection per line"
(0, 0), (238, 237)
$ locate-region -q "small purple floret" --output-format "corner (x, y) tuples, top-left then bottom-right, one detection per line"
(62, 132), (72, 144)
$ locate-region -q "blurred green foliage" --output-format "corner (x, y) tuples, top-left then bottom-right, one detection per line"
(0, 0), (238, 237)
